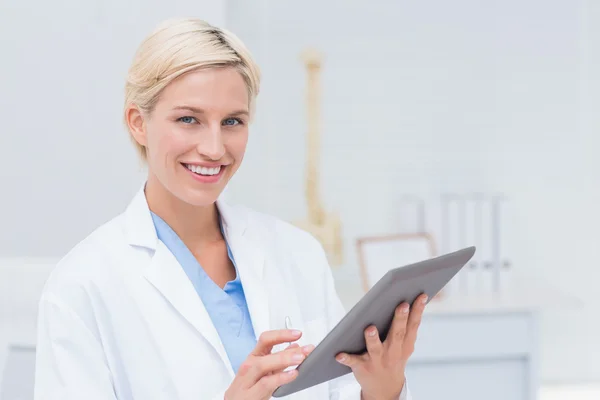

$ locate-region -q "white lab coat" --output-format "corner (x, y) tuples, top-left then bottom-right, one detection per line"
(34, 187), (411, 400)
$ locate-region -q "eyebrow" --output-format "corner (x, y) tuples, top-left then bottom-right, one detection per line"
(172, 106), (249, 117)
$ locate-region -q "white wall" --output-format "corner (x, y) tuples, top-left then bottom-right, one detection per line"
(225, 0), (600, 383)
(0, 0), (226, 258)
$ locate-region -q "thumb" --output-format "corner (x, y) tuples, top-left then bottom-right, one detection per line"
(335, 353), (361, 368)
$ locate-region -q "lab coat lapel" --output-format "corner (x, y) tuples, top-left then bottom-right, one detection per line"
(124, 186), (235, 377)
(144, 242), (234, 377)
(217, 200), (272, 339)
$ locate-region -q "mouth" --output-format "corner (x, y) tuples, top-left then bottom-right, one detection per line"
(181, 163), (226, 183)
(182, 163), (222, 176)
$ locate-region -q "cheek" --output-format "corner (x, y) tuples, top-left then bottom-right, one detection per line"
(147, 123), (189, 159)
(229, 131), (249, 162)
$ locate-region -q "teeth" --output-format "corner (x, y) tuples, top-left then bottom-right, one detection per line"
(185, 164), (221, 176)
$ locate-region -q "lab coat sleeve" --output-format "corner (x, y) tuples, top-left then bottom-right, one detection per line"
(320, 252), (413, 400)
(34, 293), (117, 400)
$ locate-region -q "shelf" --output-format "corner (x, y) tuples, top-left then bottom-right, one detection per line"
(334, 278), (582, 316)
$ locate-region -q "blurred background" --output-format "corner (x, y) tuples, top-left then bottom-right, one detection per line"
(1, 0), (599, 399)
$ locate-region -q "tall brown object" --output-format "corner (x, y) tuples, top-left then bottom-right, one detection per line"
(293, 49), (343, 267)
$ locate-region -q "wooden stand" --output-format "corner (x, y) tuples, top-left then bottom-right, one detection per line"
(293, 49), (343, 267)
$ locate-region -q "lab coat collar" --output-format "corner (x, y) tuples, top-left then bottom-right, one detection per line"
(123, 184), (249, 253)
(123, 184), (158, 250)
(122, 184), (265, 279)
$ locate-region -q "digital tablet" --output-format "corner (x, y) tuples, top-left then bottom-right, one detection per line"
(272, 246), (476, 398)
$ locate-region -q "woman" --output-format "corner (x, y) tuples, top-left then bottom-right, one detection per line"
(33, 18), (426, 400)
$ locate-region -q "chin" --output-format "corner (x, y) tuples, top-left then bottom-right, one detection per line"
(178, 189), (222, 208)
(166, 166), (229, 206)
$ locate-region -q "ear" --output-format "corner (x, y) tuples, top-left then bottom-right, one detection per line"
(125, 105), (148, 148)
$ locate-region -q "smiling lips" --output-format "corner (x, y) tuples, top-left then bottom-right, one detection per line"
(184, 164), (221, 176)
(182, 163), (225, 183)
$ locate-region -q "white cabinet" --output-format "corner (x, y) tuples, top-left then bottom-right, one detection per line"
(0, 259), (56, 397)
(408, 358), (529, 400)
(406, 312), (539, 400)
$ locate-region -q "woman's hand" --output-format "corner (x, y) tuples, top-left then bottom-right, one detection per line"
(335, 293), (428, 400)
(224, 329), (314, 400)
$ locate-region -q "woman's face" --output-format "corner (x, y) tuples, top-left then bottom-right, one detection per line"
(129, 67), (250, 207)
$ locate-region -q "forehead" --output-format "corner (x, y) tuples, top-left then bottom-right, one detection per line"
(157, 67), (249, 112)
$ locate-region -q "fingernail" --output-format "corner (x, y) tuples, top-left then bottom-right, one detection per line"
(402, 305), (410, 313)
(421, 295), (429, 304)
(368, 328), (377, 337)
(292, 353), (305, 362)
(302, 344), (314, 352)
(286, 369), (297, 376)
(337, 355), (346, 363)
(291, 330), (302, 336)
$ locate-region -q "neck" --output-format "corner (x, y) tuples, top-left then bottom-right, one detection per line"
(144, 175), (222, 246)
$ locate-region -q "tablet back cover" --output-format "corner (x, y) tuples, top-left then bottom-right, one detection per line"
(273, 246), (476, 397)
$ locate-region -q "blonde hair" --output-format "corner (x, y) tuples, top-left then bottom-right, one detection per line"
(124, 18), (261, 160)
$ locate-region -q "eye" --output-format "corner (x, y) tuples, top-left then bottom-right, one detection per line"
(177, 116), (197, 124)
(222, 117), (243, 126)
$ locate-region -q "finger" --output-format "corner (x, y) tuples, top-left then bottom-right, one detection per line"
(335, 352), (364, 370)
(245, 347), (308, 384)
(301, 344), (315, 356)
(274, 342), (299, 357)
(285, 343), (315, 356)
(402, 294), (428, 355)
(252, 329), (303, 356)
(385, 302), (410, 354)
(364, 325), (383, 358)
(276, 344), (315, 374)
(251, 369), (298, 398)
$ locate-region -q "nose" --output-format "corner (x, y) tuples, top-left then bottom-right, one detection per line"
(197, 124), (226, 161)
